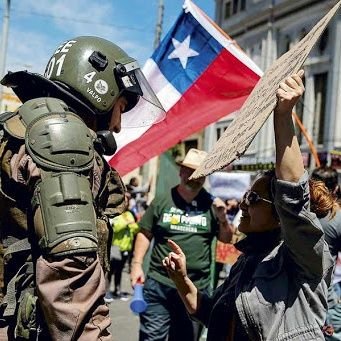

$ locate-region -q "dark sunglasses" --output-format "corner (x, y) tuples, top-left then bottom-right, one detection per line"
(243, 190), (273, 206)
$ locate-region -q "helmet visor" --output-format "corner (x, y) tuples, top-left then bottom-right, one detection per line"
(117, 63), (165, 128)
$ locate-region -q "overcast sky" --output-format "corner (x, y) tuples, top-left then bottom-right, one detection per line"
(0, 0), (214, 75)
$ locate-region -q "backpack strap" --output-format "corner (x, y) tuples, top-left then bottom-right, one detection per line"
(0, 111), (17, 125)
(2, 238), (32, 317)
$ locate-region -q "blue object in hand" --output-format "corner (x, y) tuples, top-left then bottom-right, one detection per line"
(130, 283), (148, 314)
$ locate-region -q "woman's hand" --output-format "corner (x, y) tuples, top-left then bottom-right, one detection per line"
(163, 239), (200, 315)
(162, 239), (188, 285)
(275, 70), (305, 115)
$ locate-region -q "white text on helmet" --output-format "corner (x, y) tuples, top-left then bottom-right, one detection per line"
(87, 88), (102, 102)
(45, 40), (77, 79)
(84, 72), (96, 84)
(55, 40), (77, 55)
(45, 54), (66, 78)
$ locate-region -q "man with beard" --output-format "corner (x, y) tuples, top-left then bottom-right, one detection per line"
(130, 148), (233, 341)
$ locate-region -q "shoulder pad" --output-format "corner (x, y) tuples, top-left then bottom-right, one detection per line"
(26, 111), (94, 172)
(1, 98), (95, 172)
(0, 111), (25, 140)
(2, 97), (69, 140)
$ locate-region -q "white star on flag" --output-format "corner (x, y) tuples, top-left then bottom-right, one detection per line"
(168, 35), (199, 69)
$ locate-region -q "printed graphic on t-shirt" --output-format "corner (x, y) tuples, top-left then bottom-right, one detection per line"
(161, 207), (208, 233)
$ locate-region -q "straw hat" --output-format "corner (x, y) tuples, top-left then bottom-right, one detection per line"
(177, 148), (208, 170)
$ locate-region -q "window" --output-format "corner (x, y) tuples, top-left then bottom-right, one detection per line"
(216, 126), (224, 141)
(224, 1), (232, 19)
(224, 0), (246, 19)
(216, 121), (232, 141)
(294, 75), (305, 145)
(170, 139), (199, 161)
(233, 0), (238, 14)
(184, 139), (198, 155)
(318, 28), (329, 55)
(299, 28), (307, 40)
(284, 35), (291, 53)
(278, 34), (292, 57)
(313, 73), (328, 145)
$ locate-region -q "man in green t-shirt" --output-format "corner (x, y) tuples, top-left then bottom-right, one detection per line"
(130, 148), (233, 341)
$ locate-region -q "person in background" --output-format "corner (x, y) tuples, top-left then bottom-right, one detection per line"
(310, 168), (341, 339)
(105, 193), (139, 302)
(162, 71), (334, 340)
(225, 199), (240, 223)
(326, 254), (341, 340)
(126, 176), (152, 221)
(214, 198), (242, 287)
(312, 166), (340, 200)
(130, 148), (233, 341)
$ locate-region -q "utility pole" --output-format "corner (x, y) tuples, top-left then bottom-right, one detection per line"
(0, 0), (11, 111)
(142, 0), (165, 201)
(154, 0), (164, 49)
(258, 0), (275, 162)
(266, 0), (275, 68)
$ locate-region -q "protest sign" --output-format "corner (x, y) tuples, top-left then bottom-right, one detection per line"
(192, 0), (341, 179)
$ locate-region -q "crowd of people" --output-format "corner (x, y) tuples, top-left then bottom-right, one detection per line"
(0, 33), (340, 341)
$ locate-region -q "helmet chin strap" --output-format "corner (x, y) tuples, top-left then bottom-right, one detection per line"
(94, 131), (117, 156)
(95, 111), (112, 131)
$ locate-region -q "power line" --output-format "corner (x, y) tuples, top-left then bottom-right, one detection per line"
(0, 6), (154, 33)
(0, 0), (11, 111)
(154, 0), (164, 49)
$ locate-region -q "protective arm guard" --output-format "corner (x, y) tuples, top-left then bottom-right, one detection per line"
(32, 172), (97, 255)
(21, 98), (98, 256)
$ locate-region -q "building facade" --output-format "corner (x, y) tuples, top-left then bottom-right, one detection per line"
(205, 0), (341, 169)
(0, 86), (21, 113)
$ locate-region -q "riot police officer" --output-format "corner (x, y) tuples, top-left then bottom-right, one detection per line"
(0, 36), (163, 340)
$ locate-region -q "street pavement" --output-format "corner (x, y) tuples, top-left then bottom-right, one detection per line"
(108, 270), (139, 341)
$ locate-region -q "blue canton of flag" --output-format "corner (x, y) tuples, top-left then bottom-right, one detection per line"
(152, 10), (223, 94)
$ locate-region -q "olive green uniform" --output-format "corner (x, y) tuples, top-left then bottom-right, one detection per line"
(0, 103), (126, 340)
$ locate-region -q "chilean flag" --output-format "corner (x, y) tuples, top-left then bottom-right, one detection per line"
(108, 0), (262, 175)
